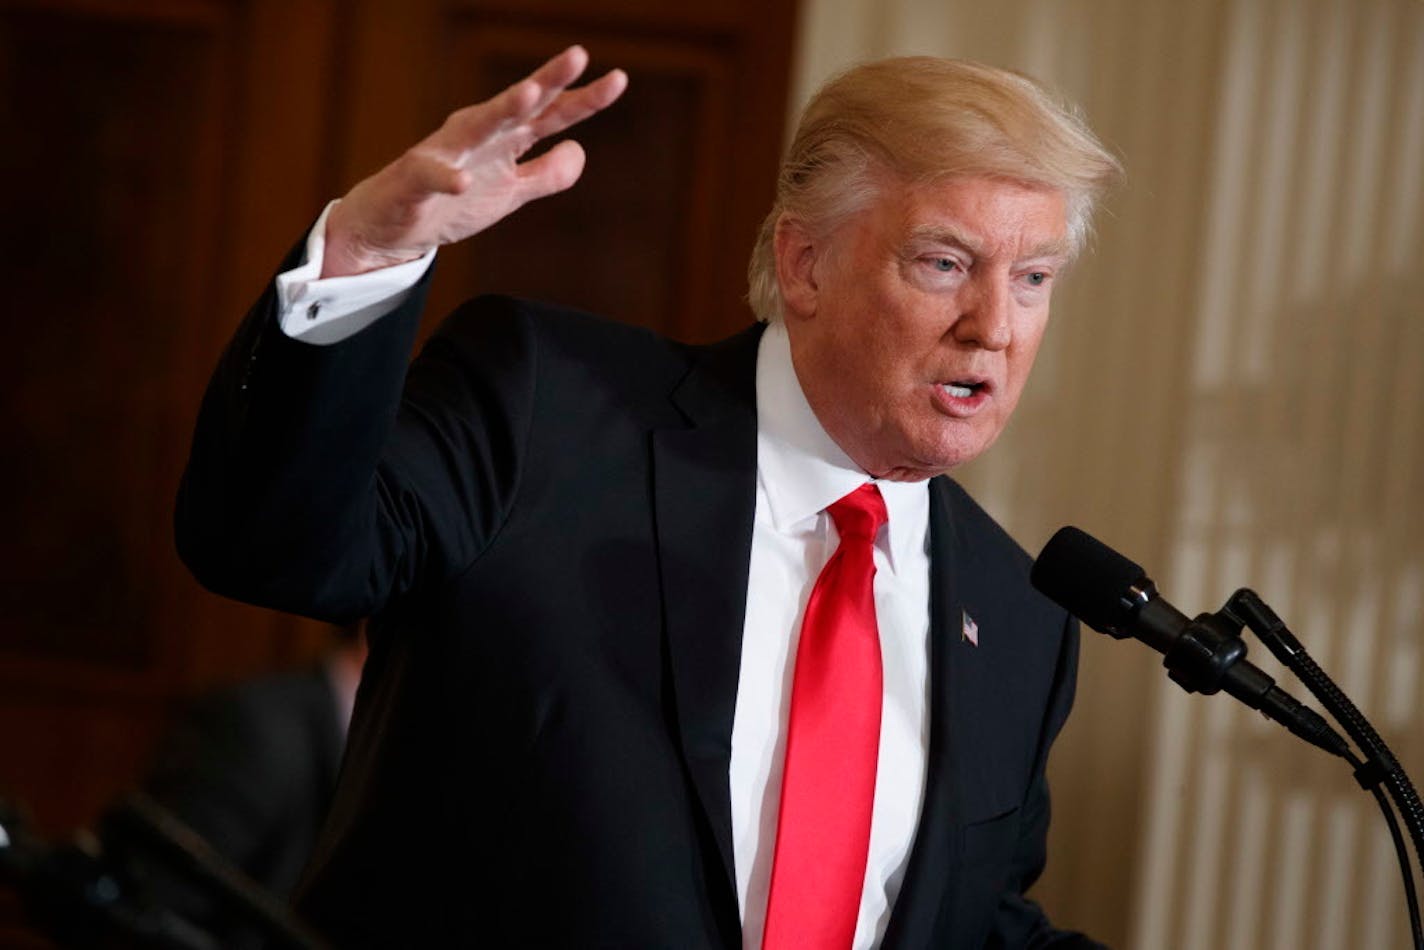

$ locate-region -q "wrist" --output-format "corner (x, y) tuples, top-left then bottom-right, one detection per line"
(320, 204), (423, 279)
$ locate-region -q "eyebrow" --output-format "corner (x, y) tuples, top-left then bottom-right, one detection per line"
(907, 225), (981, 255)
(906, 225), (1071, 264)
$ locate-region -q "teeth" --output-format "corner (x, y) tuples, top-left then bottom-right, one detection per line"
(945, 384), (974, 398)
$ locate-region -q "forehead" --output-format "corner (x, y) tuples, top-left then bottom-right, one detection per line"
(867, 175), (1070, 259)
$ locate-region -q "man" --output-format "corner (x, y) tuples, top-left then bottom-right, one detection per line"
(137, 624), (366, 947)
(177, 47), (1119, 947)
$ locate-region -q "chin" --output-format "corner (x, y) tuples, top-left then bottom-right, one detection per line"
(875, 466), (940, 483)
(902, 443), (993, 479)
(873, 447), (974, 482)
(851, 420), (995, 480)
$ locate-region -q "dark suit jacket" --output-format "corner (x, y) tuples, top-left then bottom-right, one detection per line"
(142, 667), (344, 947)
(176, 251), (1094, 948)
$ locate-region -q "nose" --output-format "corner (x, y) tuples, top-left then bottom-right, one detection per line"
(951, 274), (1012, 351)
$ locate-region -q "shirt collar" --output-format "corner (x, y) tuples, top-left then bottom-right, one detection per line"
(754, 320), (927, 572)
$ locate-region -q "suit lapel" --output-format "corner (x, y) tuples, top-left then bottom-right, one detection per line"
(883, 477), (1037, 947)
(650, 324), (763, 922)
(879, 475), (962, 947)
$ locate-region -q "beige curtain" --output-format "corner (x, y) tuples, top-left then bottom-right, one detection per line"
(790, 0), (1424, 945)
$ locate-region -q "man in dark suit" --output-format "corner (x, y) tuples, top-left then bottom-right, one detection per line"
(137, 626), (365, 947)
(177, 47), (1119, 947)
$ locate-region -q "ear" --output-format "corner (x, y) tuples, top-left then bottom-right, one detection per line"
(773, 214), (821, 321)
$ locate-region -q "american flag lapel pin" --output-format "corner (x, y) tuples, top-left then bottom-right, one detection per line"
(961, 609), (979, 647)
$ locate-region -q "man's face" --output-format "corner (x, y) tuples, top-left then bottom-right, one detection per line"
(779, 175), (1070, 481)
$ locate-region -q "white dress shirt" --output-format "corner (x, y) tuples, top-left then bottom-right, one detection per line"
(274, 207), (933, 948)
(735, 321), (931, 949)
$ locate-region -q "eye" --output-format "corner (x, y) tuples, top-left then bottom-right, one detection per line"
(929, 257), (959, 273)
(1026, 271), (1047, 286)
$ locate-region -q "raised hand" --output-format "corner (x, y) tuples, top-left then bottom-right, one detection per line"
(321, 46), (628, 278)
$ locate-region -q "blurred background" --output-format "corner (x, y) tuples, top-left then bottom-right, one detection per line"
(0, 0), (1419, 946)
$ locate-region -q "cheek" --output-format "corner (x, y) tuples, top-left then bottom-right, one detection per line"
(1012, 312), (1050, 369)
(1000, 332), (1048, 409)
(830, 305), (904, 379)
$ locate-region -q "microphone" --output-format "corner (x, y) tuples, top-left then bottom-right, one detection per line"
(1031, 526), (1348, 757)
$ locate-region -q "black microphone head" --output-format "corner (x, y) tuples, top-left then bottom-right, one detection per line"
(1031, 526), (1150, 635)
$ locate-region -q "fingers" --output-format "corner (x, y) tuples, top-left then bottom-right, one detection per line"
(515, 139), (587, 201)
(529, 68), (628, 140)
(438, 49), (624, 163)
(442, 46), (592, 148)
(514, 45), (593, 124)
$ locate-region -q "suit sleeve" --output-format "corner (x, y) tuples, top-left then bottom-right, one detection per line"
(175, 241), (538, 622)
(987, 612), (1109, 950)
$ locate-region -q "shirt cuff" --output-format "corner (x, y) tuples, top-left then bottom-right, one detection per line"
(275, 200), (436, 346)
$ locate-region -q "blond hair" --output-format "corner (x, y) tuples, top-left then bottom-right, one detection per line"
(747, 58), (1122, 322)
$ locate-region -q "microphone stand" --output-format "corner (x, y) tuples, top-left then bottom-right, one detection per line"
(0, 793), (328, 950)
(101, 792), (329, 950)
(1, 797), (215, 949)
(1030, 525), (1421, 944)
(1181, 588), (1424, 950)
(1221, 588), (1424, 950)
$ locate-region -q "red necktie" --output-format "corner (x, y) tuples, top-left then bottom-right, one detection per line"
(763, 483), (887, 949)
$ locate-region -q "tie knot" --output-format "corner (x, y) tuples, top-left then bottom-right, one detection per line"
(827, 483), (887, 543)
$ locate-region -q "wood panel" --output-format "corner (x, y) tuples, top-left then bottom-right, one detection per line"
(0, 0), (341, 837)
(0, 7), (225, 668)
(335, 0), (799, 344)
(443, 30), (723, 340)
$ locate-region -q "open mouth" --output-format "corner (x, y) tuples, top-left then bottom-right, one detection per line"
(942, 380), (986, 399)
